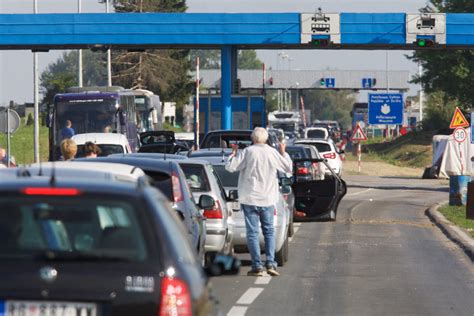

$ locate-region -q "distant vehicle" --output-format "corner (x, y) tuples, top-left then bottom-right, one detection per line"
(128, 89), (162, 132)
(268, 111), (301, 138)
(175, 132), (196, 149)
(200, 130), (279, 150)
(286, 145), (325, 182)
(191, 150), (290, 266)
(138, 130), (190, 154)
(0, 177), (221, 315)
(350, 102), (368, 129)
(49, 86), (138, 161)
(76, 156), (207, 264)
(294, 139), (343, 176)
(303, 127), (329, 139)
(72, 133), (131, 158)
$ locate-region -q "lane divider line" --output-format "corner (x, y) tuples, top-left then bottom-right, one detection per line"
(236, 287), (264, 305)
(227, 306), (248, 316)
(346, 188), (373, 197)
(254, 276), (272, 285)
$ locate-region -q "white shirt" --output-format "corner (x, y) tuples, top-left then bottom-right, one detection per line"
(225, 144), (293, 207)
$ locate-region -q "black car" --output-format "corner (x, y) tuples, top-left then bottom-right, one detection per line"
(200, 130), (279, 150)
(76, 156), (207, 263)
(0, 177), (217, 315)
(139, 131), (190, 154)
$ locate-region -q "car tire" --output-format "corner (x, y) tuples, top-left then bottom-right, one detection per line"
(276, 236), (288, 267)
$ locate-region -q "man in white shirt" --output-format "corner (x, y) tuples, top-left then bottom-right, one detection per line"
(225, 127), (292, 276)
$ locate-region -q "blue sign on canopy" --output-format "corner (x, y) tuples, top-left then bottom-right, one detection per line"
(368, 93), (403, 125)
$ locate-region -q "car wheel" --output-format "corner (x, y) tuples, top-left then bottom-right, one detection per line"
(283, 236), (289, 262)
(276, 236), (288, 267)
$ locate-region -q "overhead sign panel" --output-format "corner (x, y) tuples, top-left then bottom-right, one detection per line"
(406, 13), (446, 45)
(301, 12), (340, 44)
(449, 107), (469, 129)
(368, 93), (404, 125)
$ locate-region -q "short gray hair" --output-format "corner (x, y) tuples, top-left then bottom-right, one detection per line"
(251, 127), (268, 144)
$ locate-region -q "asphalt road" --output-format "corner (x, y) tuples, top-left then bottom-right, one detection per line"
(211, 175), (474, 316)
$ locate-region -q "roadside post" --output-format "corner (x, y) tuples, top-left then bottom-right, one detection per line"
(448, 107), (470, 206)
(350, 123), (368, 173)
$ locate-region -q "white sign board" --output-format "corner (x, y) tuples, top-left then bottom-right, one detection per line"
(406, 13), (446, 44)
(453, 127), (467, 143)
(0, 109), (21, 134)
(301, 13), (341, 44)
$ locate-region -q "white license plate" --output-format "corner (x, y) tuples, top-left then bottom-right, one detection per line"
(2, 301), (97, 316)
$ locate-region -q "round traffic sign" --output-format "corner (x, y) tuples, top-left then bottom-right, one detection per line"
(0, 109), (21, 134)
(453, 127), (467, 143)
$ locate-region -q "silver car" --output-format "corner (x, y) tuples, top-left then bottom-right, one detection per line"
(177, 159), (234, 258)
(189, 151), (290, 266)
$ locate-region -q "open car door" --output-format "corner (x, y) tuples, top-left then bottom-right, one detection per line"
(291, 158), (347, 221)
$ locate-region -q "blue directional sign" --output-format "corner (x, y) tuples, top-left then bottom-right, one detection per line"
(325, 78), (335, 88)
(368, 93), (404, 125)
(362, 78), (374, 88)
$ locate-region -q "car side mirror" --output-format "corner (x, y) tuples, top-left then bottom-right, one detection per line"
(204, 252), (241, 277)
(227, 190), (239, 201)
(280, 177), (292, 186)
(198, 194), (215, 209)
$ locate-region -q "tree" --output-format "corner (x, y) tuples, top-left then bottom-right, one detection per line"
(302, 90), (357, 129)
(238, 50), (263, 69)
(112, 0), (192, 107)
(188, 49), (263, 70)
(40, 50), (107, 105)
(408, 0), (474, 111)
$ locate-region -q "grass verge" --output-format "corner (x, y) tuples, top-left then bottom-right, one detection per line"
(438, 204), (474, 238)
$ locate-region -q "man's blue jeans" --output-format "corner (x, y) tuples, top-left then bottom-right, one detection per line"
(241, 204), (276, 270)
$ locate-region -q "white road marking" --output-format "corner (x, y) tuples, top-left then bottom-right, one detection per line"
(236, 287), (264, 305)
(254, 276), (272, 285)
(294, 226), (300, 234)
(227, 306), (248, 316)
(346, 188), (373, 197)
(294, 223), (302, 227)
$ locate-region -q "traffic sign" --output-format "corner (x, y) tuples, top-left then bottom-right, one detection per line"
(449, 107), (469, 129)
(0, 109), (21, 134)
(325, 78), (335, 88)
(351, 124), (368, 141)
(453, 127), (467, 143)
(368, 93), (404, 125)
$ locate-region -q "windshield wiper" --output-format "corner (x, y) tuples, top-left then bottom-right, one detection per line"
(36, 251), (132, 262)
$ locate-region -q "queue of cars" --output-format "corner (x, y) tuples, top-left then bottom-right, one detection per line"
(0, 126), (346, 315)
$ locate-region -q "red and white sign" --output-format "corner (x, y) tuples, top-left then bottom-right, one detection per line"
(351, 124), (368, 142)
(449, 107), (469, 129)
(453, 127), (467, 143)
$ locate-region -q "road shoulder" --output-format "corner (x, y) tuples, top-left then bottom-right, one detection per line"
(426, 202), (474, 261)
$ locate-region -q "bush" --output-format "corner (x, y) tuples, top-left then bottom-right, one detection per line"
(26, 113), (34, 126)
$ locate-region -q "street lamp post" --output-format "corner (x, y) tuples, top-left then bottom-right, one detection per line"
(98, 0), (113, 86)
(33, 0), (40, 163)
(78, 0), (83, 87)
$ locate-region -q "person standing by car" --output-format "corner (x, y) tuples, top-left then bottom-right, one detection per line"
(225, 127), (292, 276)
(84, 142), (101, 158)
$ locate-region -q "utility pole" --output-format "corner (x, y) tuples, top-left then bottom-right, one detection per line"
(419, 62), (424, 123)
(106, 0), (112, 86)
(33, 0), (40, 163)
(78, 0), (83, 87)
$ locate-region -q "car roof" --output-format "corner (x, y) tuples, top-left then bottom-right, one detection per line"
(189, 155), (228, 165)
(110, 153), (187, 160)
(0, 161), (145, 183)
(76, 156), (180, 174)
(72, 133), (127, 145)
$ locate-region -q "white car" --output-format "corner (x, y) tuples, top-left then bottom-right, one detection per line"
(294, 139), (343, 176)
(303, 127), (329, 139)
(72, 133), (131, 158)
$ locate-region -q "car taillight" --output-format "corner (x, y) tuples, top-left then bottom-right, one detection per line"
(296, 167), (309, 175)
(203, 200), (223, 219)
(323, 152), (336, 159)
(22, 187), (81, 196)
(159, 276), (192, 316)
(171, 172), (183, 203)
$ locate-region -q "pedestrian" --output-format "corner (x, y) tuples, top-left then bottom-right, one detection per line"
(225, 127), (292, 277)
(60, 139), (77, 161)
(60, 120), (75, 140)
(84, 142), (101, 158)
(0, 147), (16, 167)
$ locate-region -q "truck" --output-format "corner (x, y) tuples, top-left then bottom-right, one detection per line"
(267, 111), (302, 138)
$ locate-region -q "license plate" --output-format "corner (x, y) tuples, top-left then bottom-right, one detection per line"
(0, 300), (97, 316)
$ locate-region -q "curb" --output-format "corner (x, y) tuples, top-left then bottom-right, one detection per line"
(426, 202), (474, 261)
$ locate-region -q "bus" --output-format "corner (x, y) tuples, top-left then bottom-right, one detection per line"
(350, 102), (368, 129)
(128, 89), (162, 132)
(48, 86), (138, 161)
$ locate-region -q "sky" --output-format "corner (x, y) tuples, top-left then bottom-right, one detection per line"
(0, 0), (430, 105)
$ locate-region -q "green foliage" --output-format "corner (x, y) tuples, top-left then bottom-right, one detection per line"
(188, 49), (263, 70)
(408, 0), (474, 111)
(40, 50), (107, 105)
(302, 90), (357, 129)
(112, 0), (192, 108)
(439, 204), (474, 238)
(26, 114), (34, 126)
(238, 50), (263, 69)
(422, 91), (458, 131)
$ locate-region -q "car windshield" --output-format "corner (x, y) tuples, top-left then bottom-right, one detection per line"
(271, 123), (295, 133)
(213, 165), (240, 188)
(76, 144), (124, 158)
(307, 129), (326, 138)
(179, 164), (211, 192)
(202, 134), (252, 149)
(0, 196), (148, 262)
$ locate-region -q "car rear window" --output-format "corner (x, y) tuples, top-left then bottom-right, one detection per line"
(287, 148), (306, 160)
(0, 196), (148, 262)
(306, 129), (326, 139)
(300, 142), (331, 153)
(144, 171), (173, 201)
(179, 164), (211, 192)
(76, 144), (124, 158)
(213, 165), (240, 188)
(202, 135), (252, 149)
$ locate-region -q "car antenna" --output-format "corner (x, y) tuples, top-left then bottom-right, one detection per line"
(49, 161), (56, 186)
